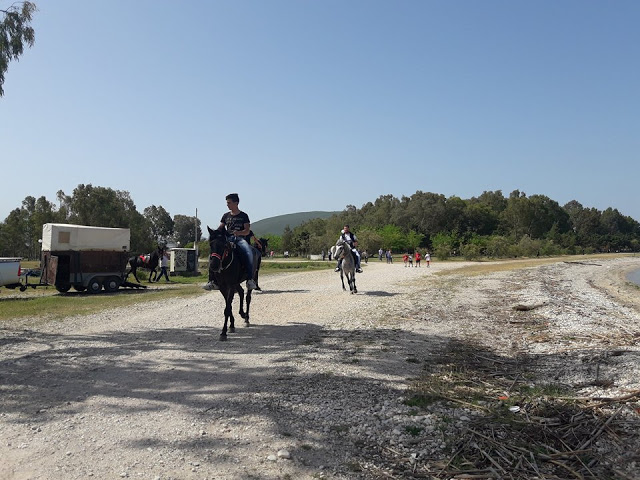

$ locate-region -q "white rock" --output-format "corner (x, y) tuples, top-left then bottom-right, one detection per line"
(277, 449), (291, 459)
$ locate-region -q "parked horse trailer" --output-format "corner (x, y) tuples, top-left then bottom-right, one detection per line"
(40, 223), (132, 293)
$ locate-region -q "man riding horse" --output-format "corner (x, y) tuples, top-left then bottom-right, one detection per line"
(334, 224), (363, 273)
(203, 193), (258, 291)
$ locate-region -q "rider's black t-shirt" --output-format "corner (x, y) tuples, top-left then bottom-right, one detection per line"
(221, 211), (250, 239)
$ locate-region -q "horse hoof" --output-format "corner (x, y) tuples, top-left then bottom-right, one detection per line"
(219, 334), (227, 341)
(244, 320), (250, 325)
(229, 327), (235, 333)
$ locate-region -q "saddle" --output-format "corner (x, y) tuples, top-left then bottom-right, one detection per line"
(139, 254), (150, 264)
(222, 241), (261, 278)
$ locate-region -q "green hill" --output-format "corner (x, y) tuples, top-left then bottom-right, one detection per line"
(252, 211), (338, 236)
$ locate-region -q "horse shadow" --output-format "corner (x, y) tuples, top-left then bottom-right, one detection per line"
(254, 289), (310, 294)
(363, 290), (399, 297)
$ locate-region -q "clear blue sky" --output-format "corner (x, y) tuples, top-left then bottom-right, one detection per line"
(2, 0), (639, 226)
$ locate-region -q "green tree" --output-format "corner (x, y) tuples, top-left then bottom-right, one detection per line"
(1, 1), (36, 96)
(378, 224), (405, 251)
(144, 205), (174, 244)
(292, 230), (310, 256)
(406, 229), (424, 252)
(354, 227), (383, 254)
(57, 184), (154, 252)
(21, 195), (59, 258)
(465, 202), (499, 235)
(262, 234), (281, 254)
(0, 207), (27, 256)
(444, 196), (467, 232)
(485, 235), (510, 258)
(281, 225), (293, 253)
(407, 191), (448, 234)
(173, 214), (201, 247)
(431, 231), (458, 260)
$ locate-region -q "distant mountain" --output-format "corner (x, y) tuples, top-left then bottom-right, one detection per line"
(252, 211), (339, 236)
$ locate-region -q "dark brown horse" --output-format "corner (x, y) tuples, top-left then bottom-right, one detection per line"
(208, 227), (260, 340)
(125, 247), (162, 284)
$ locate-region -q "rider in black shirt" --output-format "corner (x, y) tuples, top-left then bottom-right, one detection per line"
(203, 193), (257, 291)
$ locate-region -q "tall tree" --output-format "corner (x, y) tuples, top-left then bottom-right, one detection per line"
(1, 1), (36, 96)
(144, 205), (174, 244)
(173, 214), (200, 246)
(58, 184), (154, 252)
(0, 207), (27, 256)
(281, 225), (293, 253)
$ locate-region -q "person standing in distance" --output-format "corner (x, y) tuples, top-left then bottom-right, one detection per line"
(203, 193), (257, 291)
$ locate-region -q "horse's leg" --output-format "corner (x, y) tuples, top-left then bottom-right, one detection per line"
(220, 288), (234, 340)
(245, 289), (251, 325)
(340, 269), (346, 291)
(228, 289), (236, 334)
(132, 265), (141, 284)
(237, 285), (247, 320)
(351, 272), (357, 294)
(255, 256), (262, 291)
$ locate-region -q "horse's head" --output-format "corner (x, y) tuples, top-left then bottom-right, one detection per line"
(208, 226), (230, 273)
(334, 240), (346, 259)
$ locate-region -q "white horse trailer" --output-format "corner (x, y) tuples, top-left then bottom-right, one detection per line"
(40, 223), (134, 293)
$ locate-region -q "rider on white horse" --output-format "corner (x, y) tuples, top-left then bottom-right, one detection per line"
(334, 224), (363, 273)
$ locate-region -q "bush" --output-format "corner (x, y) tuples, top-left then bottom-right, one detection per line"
(461, 243), (483, 260)
(433, 245), (451, 260)
(485, 236), (510, 258)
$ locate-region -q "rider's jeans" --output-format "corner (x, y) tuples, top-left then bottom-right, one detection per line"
(352, 248), (361, 269)
(230, 236), (254, 276)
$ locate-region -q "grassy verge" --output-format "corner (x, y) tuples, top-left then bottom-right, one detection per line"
(0, 285), (204, 323)
(0, 260), (334, 323)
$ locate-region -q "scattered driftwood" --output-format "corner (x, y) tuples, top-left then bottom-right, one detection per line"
(513, 303), (546, 311)
(395, 347), (640, 480)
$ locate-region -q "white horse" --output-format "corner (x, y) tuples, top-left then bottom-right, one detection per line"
(334, 239), (357, 294)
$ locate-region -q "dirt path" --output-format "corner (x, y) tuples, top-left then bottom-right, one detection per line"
(1, 257), (640, 479)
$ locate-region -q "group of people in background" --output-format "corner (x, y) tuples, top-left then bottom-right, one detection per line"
(402, 250), (430, 267)
(375, 247), (429, 266)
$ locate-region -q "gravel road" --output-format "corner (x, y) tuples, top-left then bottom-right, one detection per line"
(2, 257), (640, 480)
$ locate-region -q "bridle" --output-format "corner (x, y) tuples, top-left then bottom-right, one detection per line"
(209, 240), (234, 273)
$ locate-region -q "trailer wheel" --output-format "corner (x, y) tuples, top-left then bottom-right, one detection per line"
(104, 276), (121, 293)
(87, 278), (102, 294)
(56, 284), (71, 293)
